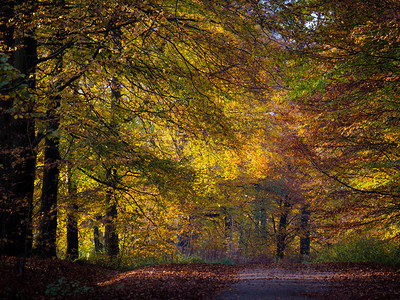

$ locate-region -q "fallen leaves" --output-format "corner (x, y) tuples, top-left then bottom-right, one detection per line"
(313, 262), (400, 300)
(93, 263), (242, 300)
(0, 257), (242, 299)
(1, 258), (399, 299)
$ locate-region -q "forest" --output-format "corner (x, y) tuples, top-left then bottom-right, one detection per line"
(1, 0), (400, 298)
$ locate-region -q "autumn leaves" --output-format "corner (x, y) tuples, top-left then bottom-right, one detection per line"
(0, 0), (399, 263)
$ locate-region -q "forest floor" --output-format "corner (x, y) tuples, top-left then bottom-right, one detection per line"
(217, 263), (400, 299)
(1, 257), (400, 299)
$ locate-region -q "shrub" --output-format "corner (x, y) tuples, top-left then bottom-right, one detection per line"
(315, 236), (400, 265)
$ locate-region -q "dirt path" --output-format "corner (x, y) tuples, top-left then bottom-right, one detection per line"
(216, 265), (333, 300)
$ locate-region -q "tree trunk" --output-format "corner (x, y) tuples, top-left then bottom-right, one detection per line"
(0, 1), (15, 255)
(259, 207), (267, 239)
(0, 0), (37, 256)
(103, 180), (119, 259)
(36, 92), (61, 257)
(276, 196), (291, 260)
(36, 125), (61, 257)
(66, 204), (79, 259)
(299, 204), (311, 256)
(94, 221), (103, 253)
(36, 0), (65, 257)
(224, 213), (233, 255)
(66, 165), (79, 260)
(104, 189), (119, 257)
(103, 76), (121, 259)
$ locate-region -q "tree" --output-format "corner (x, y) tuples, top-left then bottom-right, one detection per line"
(0, 0), (37, 256)
(275, 0), (400, 238)
(65, 162), (79, 260)
(93, 77), (122, 259)
(2, 0), (291, 263)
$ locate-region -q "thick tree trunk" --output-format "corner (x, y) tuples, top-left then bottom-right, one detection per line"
(0, 0), (17, 256)
(0, 0), (37, 256)
(0, 2), (15, 253)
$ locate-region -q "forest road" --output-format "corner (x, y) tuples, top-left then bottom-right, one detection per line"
(216, 265), (332, 300)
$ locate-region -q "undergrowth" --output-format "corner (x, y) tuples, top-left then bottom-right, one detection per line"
(79, 251), (235, 270)
(45, 277), (93, 297)
(314, 236), (400, 265)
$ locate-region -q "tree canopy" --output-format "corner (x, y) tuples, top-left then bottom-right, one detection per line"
(1, 0), (399, 265)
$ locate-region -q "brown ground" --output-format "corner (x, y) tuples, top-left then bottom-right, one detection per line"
(1, 257), (399, 299)
(0, 257), (241, 299)
(218, 263), (400, 299)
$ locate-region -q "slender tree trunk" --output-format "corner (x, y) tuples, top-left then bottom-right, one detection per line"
(259, 207), (267, 239)
(94, 219), (103, 253)
(66, 205), (79, 259)
(104, 188), (119, 257)
(299, 204), (311, 256)
(36, 0), (65, 257)
(0, 0), (37, 256)
(36, 94), (61, 257)
(66, 165), (79, 260)
(224, 214), (232, 254)
(36, 61), (62, 258)
(276, 196), (291, 260)
(103, 77), (121, 258)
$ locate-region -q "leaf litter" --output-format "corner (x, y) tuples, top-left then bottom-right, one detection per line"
(1, 257), (399, 299)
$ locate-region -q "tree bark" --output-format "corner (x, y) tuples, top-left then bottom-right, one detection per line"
(103, 77), (121, 258)
(35, 0), (65, 257)
(299, 204), (311, 256)
(66, 204), (79, 259)
(36, 101), (61, 257)
(276, 196), (291, 260)
(225, 214), (232, 254)
(0, 0), (37, 256)
(104, 188), (119, 257)
(94, 221), (103, 253)
(0, 0), (17, 256)
(66, 165), (79, 260)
